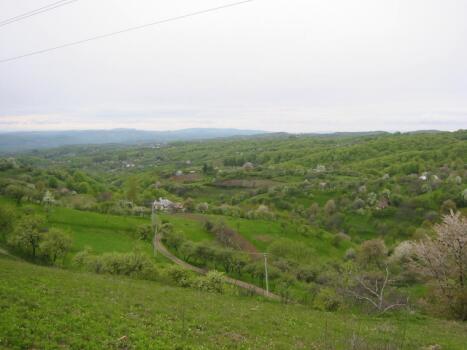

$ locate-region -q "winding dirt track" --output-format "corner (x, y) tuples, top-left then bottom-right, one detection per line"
(155, 236), (280, 301)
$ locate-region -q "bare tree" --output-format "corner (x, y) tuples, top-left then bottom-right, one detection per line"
(408, 211), (467, 320)
(348, 265), (407, 314)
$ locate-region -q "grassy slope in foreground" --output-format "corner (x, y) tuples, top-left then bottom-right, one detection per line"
(1, 258), (466, 350)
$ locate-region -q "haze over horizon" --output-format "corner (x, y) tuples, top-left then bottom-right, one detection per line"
(1, 0), (466, 133)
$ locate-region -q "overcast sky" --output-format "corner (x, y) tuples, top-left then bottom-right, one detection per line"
(0, 0), (466, 133)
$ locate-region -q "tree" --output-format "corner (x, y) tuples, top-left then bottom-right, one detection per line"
(347, 266), (407, 314)
(183, 198), (195, 212)
(40, 228), (72, 264)
(8, 215), (45, 258)
(195, 242), (215, 265)
(163, 230), (184, 252)
(126, 178), (139, 203)
(213, 222), (237, 248)
(5, 184), (26, 205)
(196, 270), (225, 293)
(180, 241), (196, 262)
(42, 190), (56, 218)
(308, 202), (320, 221)
(408, 212), (467, 320)
(202, 163), (214, 175)
(196, 202), (209, 213)
(77, 182), (92, 194)
(135, 224), (152, 241)
(357, 239), (388, 268)
(440, 199), (457, 214)
(324, 199), (336, 216)
(0, 204), (15, 241)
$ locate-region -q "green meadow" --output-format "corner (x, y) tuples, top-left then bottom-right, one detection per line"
(1, 256), (466, 350)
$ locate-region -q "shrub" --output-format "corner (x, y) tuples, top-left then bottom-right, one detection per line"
(8, 215), (46, 258)
(196, 202), (209, 213)
(135, 224), (152, 241)
(203, 220), (214, 232)
(324, 199), (336, 216)
(357, 239), (388, 267)
(440, 199), (457, 214)
(296, 265), (318, 283)
(344, 248), (356, 261)
(0, 204), (16, 240)
(195, 270), (225, 293)
(73, 250), (158, 280)
(39, 228), (72, 264)
(165, 265), (193, 287)
(314, 287), (342, 311)
(163, 230), (185, 251)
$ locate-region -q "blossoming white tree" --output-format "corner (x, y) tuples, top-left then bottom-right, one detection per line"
(408, 211), (467, 320)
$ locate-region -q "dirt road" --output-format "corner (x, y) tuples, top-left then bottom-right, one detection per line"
(155, 236), (280, 301)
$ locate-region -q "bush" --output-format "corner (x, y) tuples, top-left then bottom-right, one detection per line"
(195, 270), (225, 293)
(39, 228), (72, 264)
(135, 224), (152, 241)
(162, 230), (184, 251)
(313, 287), (342, 311)
(296, 265), (318, 283)
(8, 215), (46, 259)
(0, 204), (16, 241)
(440, 199), (456, 214)
(357, 239), (388, 267)
(203, 220), (214, 232)
(344, 248), (356, 261)
(73, 250), (158, 280)
(165, 265), (193, 287)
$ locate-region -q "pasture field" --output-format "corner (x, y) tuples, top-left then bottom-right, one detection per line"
(1, 256), (466, 350)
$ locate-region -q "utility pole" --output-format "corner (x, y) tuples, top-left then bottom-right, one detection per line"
(151, 200), (158, 257)
(263, 253), (269, 296)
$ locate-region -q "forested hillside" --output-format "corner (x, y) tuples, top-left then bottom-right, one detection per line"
(1, 130), (466, 348)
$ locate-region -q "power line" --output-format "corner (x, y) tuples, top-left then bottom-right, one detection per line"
(0, 0), (70, 24)
(0, 0), (78, 28)
(0, 0), (254, 64)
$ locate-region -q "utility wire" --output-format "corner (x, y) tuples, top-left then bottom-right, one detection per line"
(0, 0), (78, 28)
(0, 0), (253, 64)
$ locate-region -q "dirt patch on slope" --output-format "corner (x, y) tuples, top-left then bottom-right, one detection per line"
(213, 179), (279, 188)
(174, 213), (259, 255)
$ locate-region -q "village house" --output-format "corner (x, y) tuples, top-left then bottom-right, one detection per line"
(153, 197), (184, 212)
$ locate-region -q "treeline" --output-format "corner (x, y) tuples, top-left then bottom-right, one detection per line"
(161, 213), (467, 320)
(0, 206), (71, 265)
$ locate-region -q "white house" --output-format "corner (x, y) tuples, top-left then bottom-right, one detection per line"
(153, 197), (174, 211)
(153, 197), (184, 212)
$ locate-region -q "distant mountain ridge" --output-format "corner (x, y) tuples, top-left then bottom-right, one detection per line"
(0, 128), (446, 153)
(0, 128), (266, 153)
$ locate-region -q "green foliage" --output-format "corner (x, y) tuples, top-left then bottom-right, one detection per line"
(39, 228), (72, 264)
(2, 257), (466, 349)
(4, 184), (27, 205)
(268, 238), (315, 263)
(357, 239), (388, 268)
(135, 224), (152, 241)
(8, 215), (46, 258)
(165, 265), (193, 287)
(0, 131), (466, 326)
(73, 249), (158, 280)
(0, 204), (16, 240)
(162, 228), (184, 252)
(195, 270), (225, 293)
(314, 287), (343, 312)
